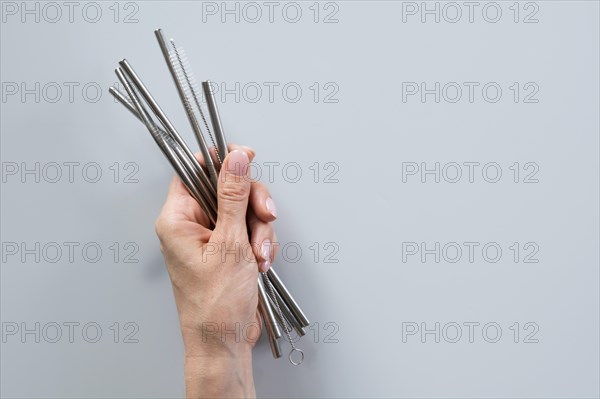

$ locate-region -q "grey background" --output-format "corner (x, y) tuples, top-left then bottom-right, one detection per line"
(1, 1), (599, 397)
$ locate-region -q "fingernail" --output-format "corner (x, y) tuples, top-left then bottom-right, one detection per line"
(226, 150), (249, 176)
(241, 145), (255, 156)
(266, 197), (277, 218)
(260, 240), (271, 272)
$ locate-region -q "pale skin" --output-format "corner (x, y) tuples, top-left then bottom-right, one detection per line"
(155, 145), (279, 398)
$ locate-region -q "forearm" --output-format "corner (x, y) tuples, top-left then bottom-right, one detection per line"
(184, 350), (255, 399)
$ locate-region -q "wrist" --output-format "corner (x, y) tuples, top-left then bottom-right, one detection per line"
(184, 345), (255, 398)
(179, 322), (257, 398)
(179, 320), (257, 358)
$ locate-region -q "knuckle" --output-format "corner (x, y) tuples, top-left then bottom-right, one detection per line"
(219, 181), (248, 203)
(155, 215), (176, 239)
(154, 216), (164, 238)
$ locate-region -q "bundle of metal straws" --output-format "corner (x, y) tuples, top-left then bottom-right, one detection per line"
(109, 29), (309, 365)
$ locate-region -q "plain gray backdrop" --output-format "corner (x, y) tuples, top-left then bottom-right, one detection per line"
(1, 1), (599, 397)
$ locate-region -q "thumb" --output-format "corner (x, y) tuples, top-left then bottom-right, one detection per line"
(215, 149), (252, 238)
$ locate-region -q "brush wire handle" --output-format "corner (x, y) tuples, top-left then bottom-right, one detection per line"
(155, 29), (220, 189)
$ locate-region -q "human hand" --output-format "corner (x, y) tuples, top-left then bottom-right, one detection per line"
(155, 145), (279, 398)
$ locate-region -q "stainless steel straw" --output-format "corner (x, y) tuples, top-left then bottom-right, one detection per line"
(109, 29), (309, 365)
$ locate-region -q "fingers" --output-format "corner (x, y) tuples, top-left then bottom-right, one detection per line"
(166, 143), (274, 234)
(203, 144), (255, 170)
(247, 210), (279, 272)
(198, 144), (277, 224)
(227, 144), (255, 160)
(157, 143), (275, 253)
(195, 143), (255, 168)
(249, 181), (277, 222)
(214, 149), (252, 240)
(226, 145), (277, 223)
